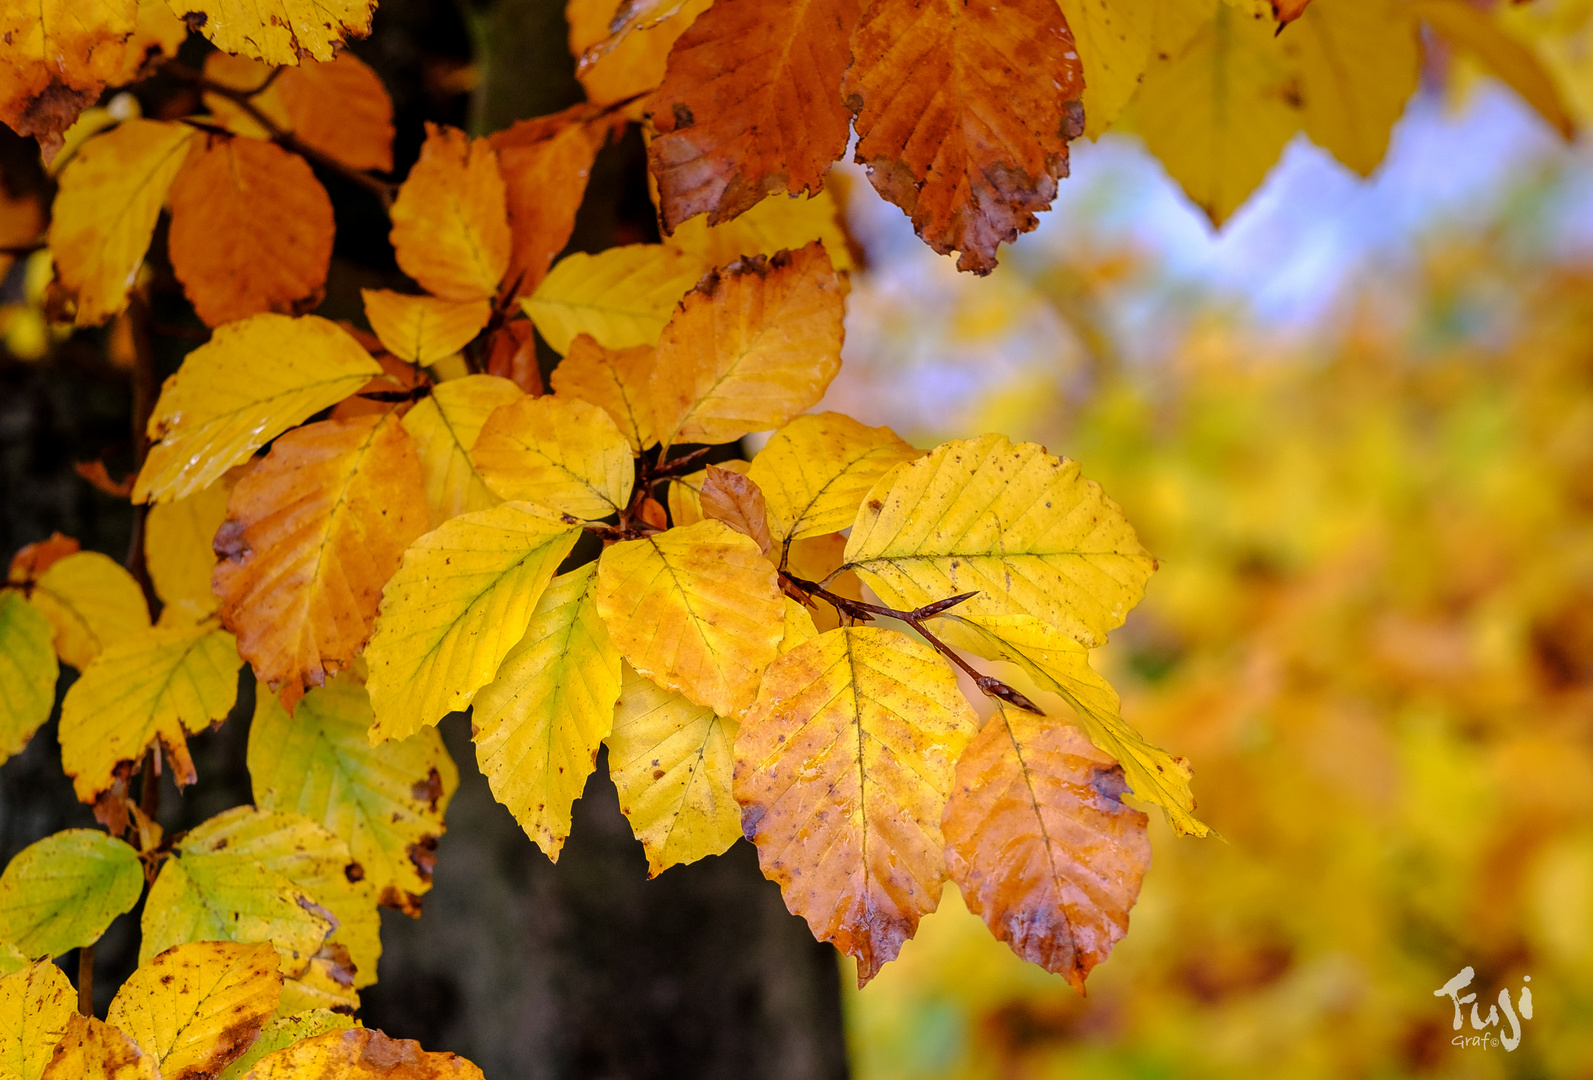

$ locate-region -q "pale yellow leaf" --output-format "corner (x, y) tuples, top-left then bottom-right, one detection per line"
(361, 290), (492, 364)
(748, 412), (920, 544)
(401, 375), (524, 528)
(523, 244), (705, 355)
(26, 551), (149, 669)
(145, 473), (236, 614)
(470, 396), (635, 520)
(1060, 0), (1155, 137)
(0, 961), (76, 1080)
(38, 1014), (158, 1080)
(663, 189), (857, 277)
(165, 0), (376, 64)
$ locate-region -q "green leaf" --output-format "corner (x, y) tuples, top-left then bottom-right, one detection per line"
(215, 1010), (355, 1080)
(0, 592), (57, 766)
(0, 830), (143, 958)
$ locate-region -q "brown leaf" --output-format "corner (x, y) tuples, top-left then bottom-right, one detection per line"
(942, 706), (1151, 992)
(74, 460), (134, 497)
(700, 465), (772, 558)
(648, 0), (864, 232)
(489, 105), (619, 299)
(389, 124), (511, 302)
(485, 320), (545, 395)
(214, 413), (429, 702)
(841, 0), (1084, 273)
(240, 1027), (484, 1079)
(167, 134), (335, 327)
(8, 533), (81, 582)
(0, 0), (139, 161)
(276, 51), (396, 172)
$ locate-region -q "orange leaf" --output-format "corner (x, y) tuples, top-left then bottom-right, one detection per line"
(485, 320), (545, 396)
(39, 1013), (158, 1080)
(1274, 0), (1313, 26)
(490, 105), (618, 299)
(74, 460), (134, 497)
(167, 134), (335, 328)
(942, 707), (1151, 992)
(0, 0), (139, 161)
(8, 533), (80, 582)
(276, 51), (396, 172)
(240, 1028), (484, 1080)
(389, 124), (511, 302)
(700, 465), (772, 558)
(361, 289), (491, 365)
(549, 334), (656, 452)
(567, 0), (714, 111)
(213, 413), (429, 702)
(648, 0), (863, 232)
(650, 242), (843, 447)
(842, 0), (1084, 273)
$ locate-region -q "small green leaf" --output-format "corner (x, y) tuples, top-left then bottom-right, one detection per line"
(0, 592), (58, 767)
(0, 830), (144, 958)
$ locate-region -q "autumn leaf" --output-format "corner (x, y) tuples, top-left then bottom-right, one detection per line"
(25, 551), (150, 669)
(249, 673), (458, 913)
(144, 472), (238, 616)
(524, 244), (706, 354)
(1273, 0), (1313, 26)
(651, 243), (844, 448)
(0, 0), (139, 160)
(389, 124), (511, 303)
(7, 535), (80, 582)
(215, 1011), (354, 1080)
(213, 413), (429, 702)
(734, 626), (980, 983)
(842, 0), (1084, 273)
(49, 119), (197, 325)
(470, 396), (636, 520)
(134, 314), (383, 504)
(664, 189), (856, 276)
(550, 334), (657, 452)
(595, 520), (785, 716)
(401, 375), (525, 527)
(699, 465), (773, 558)
(0, 961), (76, 1080)
(0, 592), (57, 765)
(236, 1028), (485, 1080)
(167, 134), (335, 327)
(1411, 0), (1576, 139)
(647, 0), (863, 232)
(472, 563), (621, 860)
(1133, 3), (1302, 225)
(665, 459), (750, 528)
(0, 830), (143, 959)
(748, 412), (919, 545)
(936, 612), (1208, 836)
(844, 434), (1157, 650)
(38, 1014), (158, 1080)
(605, 665), (740, 876)
(361, 290), (492, 365)
(169, 0), (376, 64)
(1059, 0), (1154, 138)
(275, 51), (395, 172)
(567, 0), (714, 111)
(365, 502), (581, 743)
(106, 942), (281, 1080)
(58, 620), (241, 804)
(942, 704), (1152, 991)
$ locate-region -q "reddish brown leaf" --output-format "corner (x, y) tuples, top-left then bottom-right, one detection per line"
(841, 0), (1084, 273)
(700, 465), (773, 558)
(74, 460), (134, 497)
(486, 320), (545, 395)
(1274, 0), (1314, 26)
(167, 134), (335, 327)
(213, 413), (428, 702)
(276, 51), (396, 173)
(648, 0), (864, 232)
(8, 533), (81, 582)
(942, 706), (1151, 992)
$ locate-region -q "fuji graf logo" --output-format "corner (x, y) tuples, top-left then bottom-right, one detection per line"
(1434, 968), (1533, 1051)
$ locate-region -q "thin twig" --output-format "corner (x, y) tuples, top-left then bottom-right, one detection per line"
(77, 944), (94, 1015)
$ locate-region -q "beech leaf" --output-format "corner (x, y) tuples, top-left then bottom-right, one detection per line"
(0, 0), (139, 159)
(550, 334), (657, 453)
(0, 830), (144, 959)
(748, 412), (919, 544)
(0, 593), (57, 765)
(38, 1014), (158, 1080)
(523, 244), (706, 355)
(470, 396), (636, 521)
(699, 466), (773, 558)
(235, 1028), (484, 1080)
(165, 0), (376, 65)
(400, 375), (525, 528)
(144, 473), (238, 616)
(0, 961), (77, 1080)
(361, 290), (492, 365)
(389, 124), (511, 303)
(25, 551), (150, 670)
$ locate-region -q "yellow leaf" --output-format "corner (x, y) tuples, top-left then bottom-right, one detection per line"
(733, 626), (980, 984)
(0, 0), (138, 160)
(594, 520), (785, 716)
(1283, 0), (1419, 176)
(144, 473), (236, 615)
(0, 942), (27, 976)
(1412, 0), (1577, 139)
(107, 941), (282, 1080)
(664, 190), (856, 276)
(1060, 0), (1155, 137)
(650, 243), (844, 449)
(942, 704), (1152, 991)
(605, 665), (740, 876)
(234, 1027), (484, 1080)
(665, 459), (749, 528)
(0, 961), (76, 1080)
(523, 244), (705, 355)
(118, 0), (188, 85)
(134, 314), (383, 504)
(165, 0), (376, 64)
(470, 396), (636, 520)
(214, 1010), (353, 1080)
(1133, 3), (1302, 225)
(0, 830), (143, 958)
(361, 290), (492, 365)
(567, 0), (715, 111)
(389, 124), (511, 303)
(48, 119), (197, 325)
(844, 434), (1157, 649)
(26, 551), (149, 670)
(365, 502), (582, 743)
(58, 621), (241, 804)
(212, 413), (430, 700)
(249, 673), (458, 913)
(401, 375), (524, 528)
(0, 592), (58, 764)
(748, 412), (920, 545)
(550, 334), (657, 452)
(939, 612), (1207, 835)
(38, 1014), (158, 1080)
(473, 563), (621, 860)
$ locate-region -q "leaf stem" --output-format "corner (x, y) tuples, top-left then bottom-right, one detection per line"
(77, 944), (93, 1015)
(780, 573), (1043, 713)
